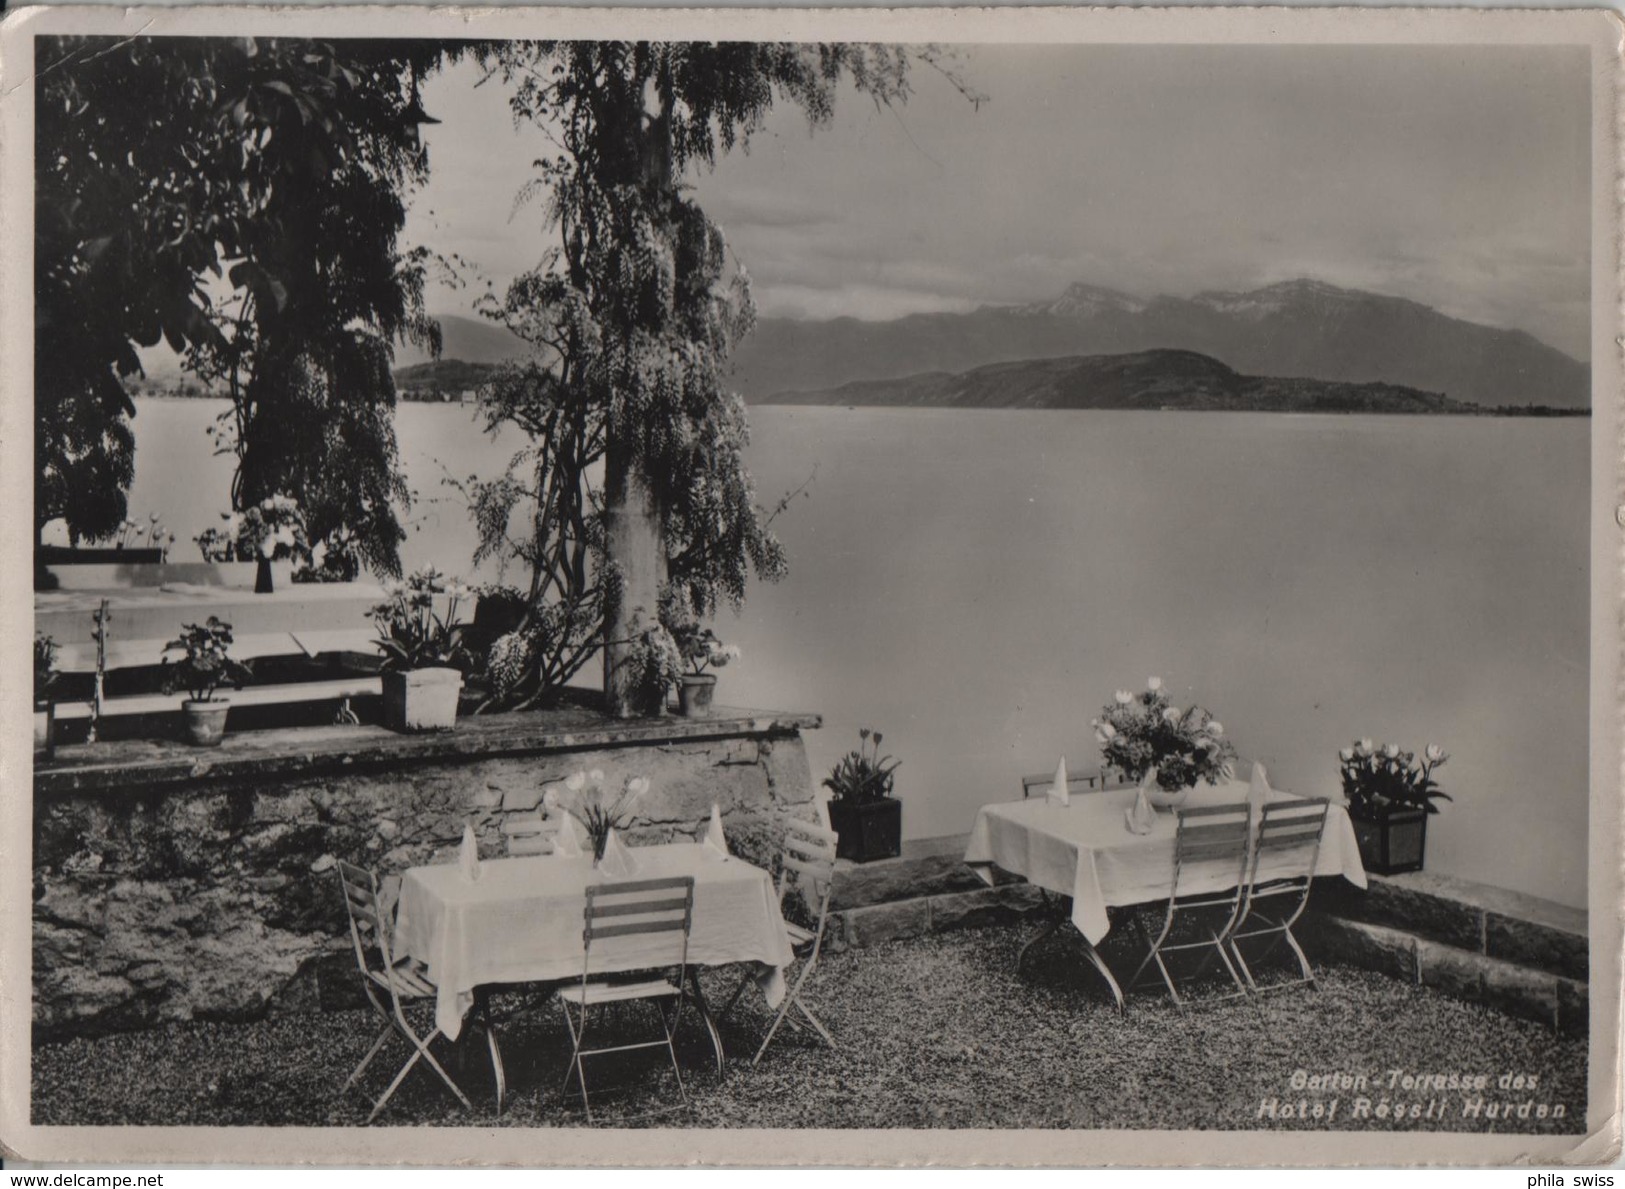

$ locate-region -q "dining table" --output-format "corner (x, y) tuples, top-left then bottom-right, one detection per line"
(393, 840), (796, 1068)
(962, 777), (1368, 1007)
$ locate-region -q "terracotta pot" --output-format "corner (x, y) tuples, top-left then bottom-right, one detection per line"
(183, 699), (230, 746)
(677, 673), (717, 717)
(382, 667), (463, 732)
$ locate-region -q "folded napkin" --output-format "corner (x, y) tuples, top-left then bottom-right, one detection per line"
(1124, 788), (1156, 835)
(552, 813), (585, 858)
(701, 802), (731, 862)
(1046, 755), (1071, 807)
(597, 827), (640, 879)
(1247, 761), (1273, 814)
(458, 823), (482, 884)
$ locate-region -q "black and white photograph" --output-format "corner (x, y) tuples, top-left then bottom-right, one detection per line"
(1, 3), (1619, 1166)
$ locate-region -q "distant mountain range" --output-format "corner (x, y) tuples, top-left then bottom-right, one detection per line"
(752, 348), (1512, 415)
(731, 278), (1589, 410)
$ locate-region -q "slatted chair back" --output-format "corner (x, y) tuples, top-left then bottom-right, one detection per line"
(502, 813), (556, 857)
(581, 876), (696, 981)
(1172, 801), (1253, 897)
(1021, 768), (1115, 799)
(1246, 798), (1331, 905)
(778, 817), (839, 912)
(338, 859), (412, 1014)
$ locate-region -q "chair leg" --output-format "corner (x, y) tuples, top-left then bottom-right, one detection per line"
(794, 996), (836, 1048)
(367, 1045), (425, 1125)
(346, 1023), (393, 1092)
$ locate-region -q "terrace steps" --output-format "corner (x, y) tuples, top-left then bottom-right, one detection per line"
(826, 833), (1591, 1034)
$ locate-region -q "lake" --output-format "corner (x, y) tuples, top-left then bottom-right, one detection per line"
(113, 398), (1591, 908)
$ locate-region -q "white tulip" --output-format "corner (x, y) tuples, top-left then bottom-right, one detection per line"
(1425, 744), (1445, 762)
(565, 771), (586, 791)
(1099, 721), (1117, 740)
(1357, 738), (1374, 755)
(1383, 743), (1400, 759)
(1162, 707), (1181, 723)
(1147, 677), (1163, 692)
(1339, 747), (1354, 762)
(1114, 690), (1133, 705)
(589, 768), (605, 785)
(1207, 721), (1224, 737)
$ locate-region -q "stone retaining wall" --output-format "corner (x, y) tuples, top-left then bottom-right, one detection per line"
(32, 708), (820, 1039)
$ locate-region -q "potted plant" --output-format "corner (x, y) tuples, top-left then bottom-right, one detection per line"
(667, 622), (741, 718)
(824, 727), (903, 862)
(34, 633), (60, 756)
(542, 769), (652, 863)
(369, 567), (473, 732)
(195, 495), (310, 592)
(610, 612), (685, 719)
(161, 617), (252, 746)
(1339, 739), (1450, 874)
(1094, 676), (1236, 808)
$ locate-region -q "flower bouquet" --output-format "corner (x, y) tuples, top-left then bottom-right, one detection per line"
(195, 496), (310, 591)
(1094, 676), (1236, 806)
(1339, 739), (1450, 874)
(543, 769), (652, 863)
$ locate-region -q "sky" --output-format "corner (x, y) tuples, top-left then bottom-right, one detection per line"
(406, 43), (1592, 360)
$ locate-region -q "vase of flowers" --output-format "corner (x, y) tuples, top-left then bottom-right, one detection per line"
(161, 617), (252, 746)
(369, 568), (473, 732)
(667, 623), (741, 718)
(194, 496), (310, 593)
(543, 769), (652, 863)
(824, 728), (903, 862)
(1094, 677), (1236, 808)
(1340, 739), (1449, 874)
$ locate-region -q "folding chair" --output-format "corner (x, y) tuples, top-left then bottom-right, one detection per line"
(336, 860), (504, 1122)
(557, 875), (696, 1122)
(725, 816), (840, 1064)
(502, 812), (559, 857)
(1127, 801), (1252, 1010)
(1225, 798), (1332, 994)
(1014, 767), (1128, 970)
(1020, 766), (1112, 799)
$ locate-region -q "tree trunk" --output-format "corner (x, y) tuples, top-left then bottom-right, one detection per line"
(602, 447), (665, 717)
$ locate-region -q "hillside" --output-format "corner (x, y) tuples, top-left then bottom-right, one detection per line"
(395, 315), (530, 368)
(752, 349), (1503, 414)
(732, 279), (1589, 410)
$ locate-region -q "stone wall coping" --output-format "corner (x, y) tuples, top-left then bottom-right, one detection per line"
(34, 704), (822, 797)
(1373, 870), (1586, 936)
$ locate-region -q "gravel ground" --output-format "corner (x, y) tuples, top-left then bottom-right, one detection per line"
(32, 924), (1587, 1131)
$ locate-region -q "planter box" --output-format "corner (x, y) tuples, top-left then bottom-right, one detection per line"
(827, 797), (903, 863)
(382, 667), (463, 732)
(1351, 807), (1428, 875)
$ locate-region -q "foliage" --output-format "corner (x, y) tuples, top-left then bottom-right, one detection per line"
(1340, 739), (1451, 818)
(35, 635), (60, 705)
(1094, 677), (1236, 792)
(161, 617), (251, 703)
(367, 567), (473, 672)
(542, 768), (651, 860)
(823, 727), (901, 805)
(608, 613), (686, 715)
(194, 496), (310, 564)
(466, 42), (978, 709)
(35, 35), (454, 568)
(112, 514), (178, 559)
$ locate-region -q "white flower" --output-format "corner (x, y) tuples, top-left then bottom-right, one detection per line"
(1383, 743), (1400, 759)
(1339, 747), (1355, 762)
(1147, 677), (1163, 692)
(1162, 707), (1181, 723)
(588, 768), (605, 785)
(257, 539), (274, 559)
(542, 786), (561, 809)
(1357, 738), (1374, 755)
(1114, 689), (1133, 705)
(625, 776), (650, 798)
(565, 771), (586, 792)
(1425, 744), (1445, 762)
(1099, 721), (1117, 740)
(1206, 721), (1224, 737)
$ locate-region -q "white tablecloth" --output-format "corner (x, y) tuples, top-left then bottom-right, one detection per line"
(963, 780), (1367, 945)
(396, 843), (796, 1039)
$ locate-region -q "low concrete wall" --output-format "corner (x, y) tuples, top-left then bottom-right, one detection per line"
(32, 707), (820, 1039)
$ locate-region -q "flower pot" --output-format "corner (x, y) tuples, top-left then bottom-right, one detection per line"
(826, 797), (902, 863)
(182, 698), (230, 746)
(34, 705), (53, 756)
(677, 673), (717, 718)
(382, 667), (463, 732)
(254, 557), (294, 594)
(1350, 806), (1428, 875)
